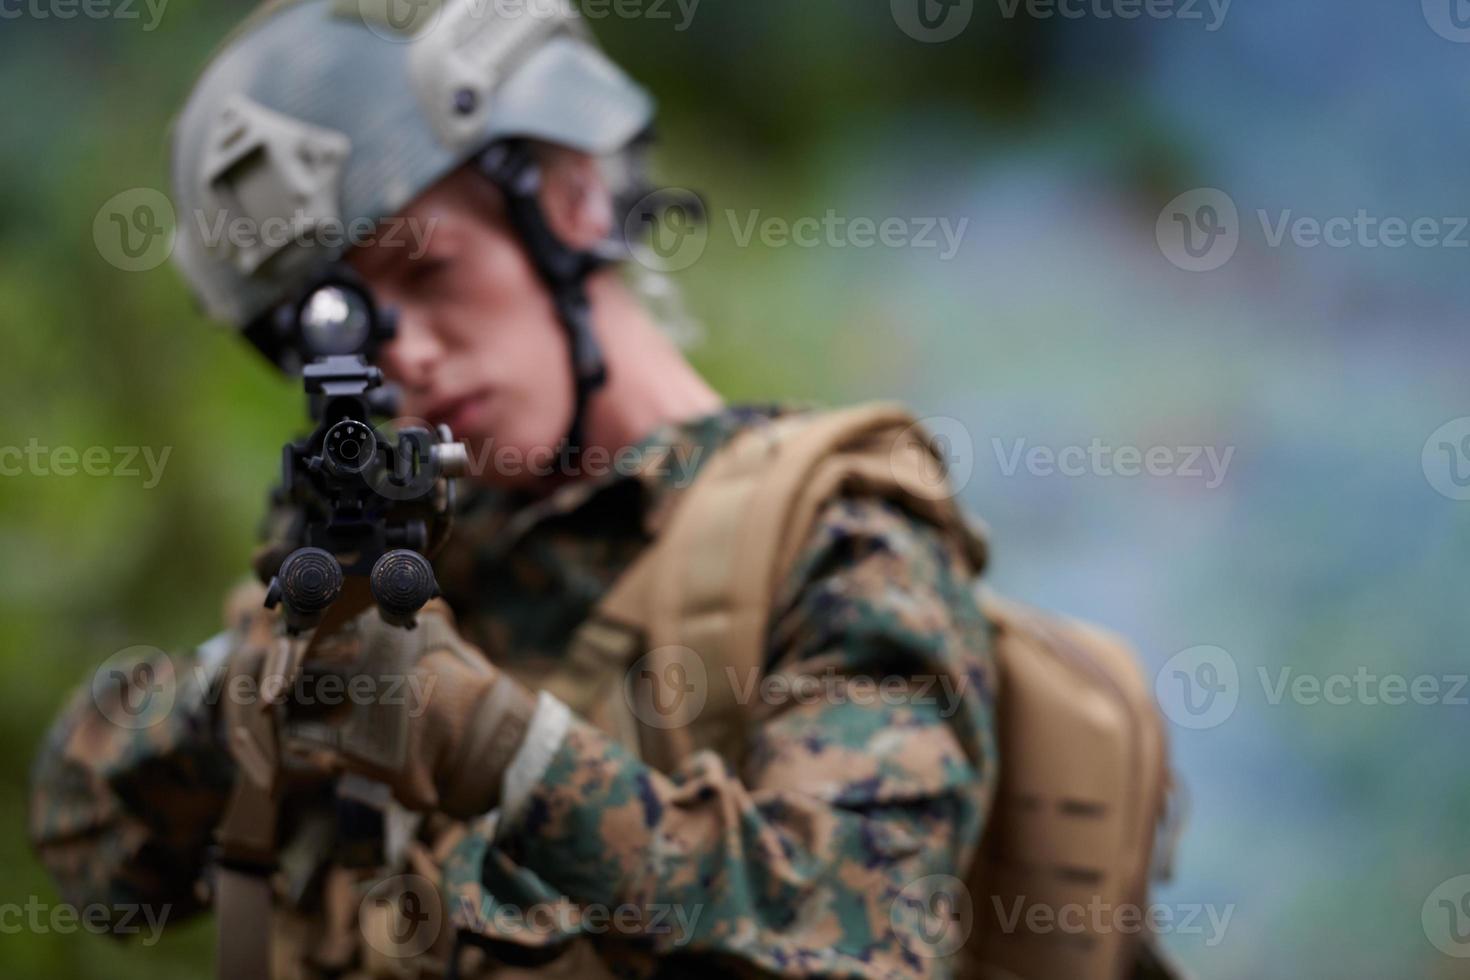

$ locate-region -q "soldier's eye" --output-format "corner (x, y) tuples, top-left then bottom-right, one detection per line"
(405, 256), (452, 289)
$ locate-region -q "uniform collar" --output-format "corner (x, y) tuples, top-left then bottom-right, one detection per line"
(451, 403), (799, 561)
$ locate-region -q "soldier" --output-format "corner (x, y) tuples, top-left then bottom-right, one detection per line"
(31, 2), (1175, 978)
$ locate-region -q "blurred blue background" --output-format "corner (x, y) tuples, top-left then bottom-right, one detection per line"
(3, 0), (1469, 976)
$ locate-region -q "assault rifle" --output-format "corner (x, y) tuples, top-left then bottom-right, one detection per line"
(251, 274), (468, 634)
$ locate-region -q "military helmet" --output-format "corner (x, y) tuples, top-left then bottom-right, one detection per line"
(170, 0), (655, 331)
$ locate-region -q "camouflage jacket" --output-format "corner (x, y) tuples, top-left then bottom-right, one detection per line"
(30, 404), (999, 978)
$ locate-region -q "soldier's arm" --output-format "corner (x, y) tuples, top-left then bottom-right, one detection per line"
(28, 624), (239, 928)
(485, 496), (998, 977)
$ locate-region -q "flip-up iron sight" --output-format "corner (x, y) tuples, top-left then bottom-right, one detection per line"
(261, 275), (468, 632)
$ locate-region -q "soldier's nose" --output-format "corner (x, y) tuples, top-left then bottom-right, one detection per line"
(378, 312), (446, 394)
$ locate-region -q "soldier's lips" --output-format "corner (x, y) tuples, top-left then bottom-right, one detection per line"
(429, 391), (490, 436)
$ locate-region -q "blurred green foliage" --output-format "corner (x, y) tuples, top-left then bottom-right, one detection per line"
(0, 3), (1044, 975)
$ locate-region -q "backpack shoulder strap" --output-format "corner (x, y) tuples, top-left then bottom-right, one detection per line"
(590, 402), (986, 770)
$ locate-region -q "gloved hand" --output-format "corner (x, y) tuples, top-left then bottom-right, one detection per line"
(275, 600), (539, 819)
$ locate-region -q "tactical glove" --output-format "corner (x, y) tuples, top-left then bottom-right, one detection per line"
(278, 601), (538, 819)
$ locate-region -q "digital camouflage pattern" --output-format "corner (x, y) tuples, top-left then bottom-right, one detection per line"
(30, 404), (999, 977)
(29, 635), (236, 921)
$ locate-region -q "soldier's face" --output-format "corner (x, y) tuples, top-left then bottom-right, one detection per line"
(348, 153), (613, 490)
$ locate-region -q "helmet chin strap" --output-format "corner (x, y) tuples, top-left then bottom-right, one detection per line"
(475, 140), (608, 465)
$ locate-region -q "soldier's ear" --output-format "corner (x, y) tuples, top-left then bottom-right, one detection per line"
(535, 144), (615, 252)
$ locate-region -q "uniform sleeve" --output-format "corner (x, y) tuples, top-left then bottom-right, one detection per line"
(488, 496), (998, 977)
(28, 631), (237, 928)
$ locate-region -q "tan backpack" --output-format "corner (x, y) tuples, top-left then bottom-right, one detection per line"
(966, 596), (1182, 980)
(545, 403), (1182, 980)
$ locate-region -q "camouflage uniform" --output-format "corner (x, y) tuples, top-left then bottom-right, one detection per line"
(30, 404), (998, 978)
